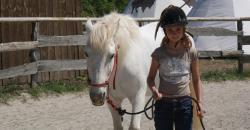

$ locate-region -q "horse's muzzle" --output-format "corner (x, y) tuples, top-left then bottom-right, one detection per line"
(89, 88), (106, 106)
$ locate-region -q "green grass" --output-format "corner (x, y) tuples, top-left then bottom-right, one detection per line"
(28, 81), (87, 98)
(201, 68), (250, 82)
(0, 85), (22, 103)
(0, 76), (88, 104)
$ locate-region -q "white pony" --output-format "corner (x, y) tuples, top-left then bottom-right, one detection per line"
(85, 12), (199, 130)
(85, 12), (159, 130)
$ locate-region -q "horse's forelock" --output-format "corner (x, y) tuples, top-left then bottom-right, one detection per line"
(89, 12), (140, 52)
(89, 23), (113, 51)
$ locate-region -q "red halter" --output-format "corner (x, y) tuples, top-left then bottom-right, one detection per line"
(87, 49), (118, 90)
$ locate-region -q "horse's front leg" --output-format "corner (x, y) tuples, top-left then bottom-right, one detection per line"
(128, 91), (146, 130)
(107, 97), (124, 130)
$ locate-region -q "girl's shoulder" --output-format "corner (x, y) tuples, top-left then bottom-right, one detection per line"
(153, 45), (166, 53)
(151, 46), (166, 60)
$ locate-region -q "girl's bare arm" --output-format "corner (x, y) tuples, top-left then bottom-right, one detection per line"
(147, 58), (161, 98)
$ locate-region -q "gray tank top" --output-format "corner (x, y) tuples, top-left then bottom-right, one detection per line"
(151, 44), (198, 97)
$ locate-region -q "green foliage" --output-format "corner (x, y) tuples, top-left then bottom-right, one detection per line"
(81, 0), (129, 17)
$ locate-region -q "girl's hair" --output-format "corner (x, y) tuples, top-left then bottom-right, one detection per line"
(161, 27), (192, 49)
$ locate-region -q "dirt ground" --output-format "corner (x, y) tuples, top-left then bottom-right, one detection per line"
(0, 80), (250, 130)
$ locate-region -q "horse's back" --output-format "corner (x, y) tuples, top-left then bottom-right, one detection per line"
(140, 22), (163, 50)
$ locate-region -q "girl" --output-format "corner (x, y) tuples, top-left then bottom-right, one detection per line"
(147, 5), (204, 130)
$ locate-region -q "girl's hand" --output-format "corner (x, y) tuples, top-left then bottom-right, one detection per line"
(197, 102), (205, 118)
(152, 90), (162, 100)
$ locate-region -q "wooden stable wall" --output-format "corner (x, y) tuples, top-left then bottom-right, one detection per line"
(0, 0), (83, 86)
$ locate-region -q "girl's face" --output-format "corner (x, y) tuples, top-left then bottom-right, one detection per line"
(165, 25), (184, 43)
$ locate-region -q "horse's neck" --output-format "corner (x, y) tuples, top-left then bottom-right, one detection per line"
(115, 23), (162, 70)
(116, 33), (156, 74)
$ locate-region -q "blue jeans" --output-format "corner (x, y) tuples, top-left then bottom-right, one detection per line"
(154, 96), (193, 130)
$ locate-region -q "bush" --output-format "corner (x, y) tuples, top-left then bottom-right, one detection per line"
(81, 0), (129, 17)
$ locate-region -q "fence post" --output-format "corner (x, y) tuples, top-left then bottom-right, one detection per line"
(29, 22), (40, 87)
(237, 20), (243, 73)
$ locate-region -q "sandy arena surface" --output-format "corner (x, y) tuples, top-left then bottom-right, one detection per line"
(0, 80), (250, 130)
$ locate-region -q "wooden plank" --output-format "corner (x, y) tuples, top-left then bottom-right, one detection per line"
(38, 35), (87, 47)
(75, 0), (83, 77)
(41, 0), (51, 82)
(46, 0), (54, 81)
(222, 50), (243, 57)
(1, 17), (250, 23)
(0, 41), (38, 52)
(0, 59), (87, 79)
(198, 51), (221, 58)
(1, 0), (8, 85)
(29, 22), (40, 87)
(74, 45), (80, 76)
(0, 34), (87, 52)
(71, 0), (77, 79)
(78, 45), (85, 76)
(9, 0), (26, 84)
(0, 17), (100, 22)
(198, 50), (243, 58)
(66, 0), (76, 80)
(31, 0), (41, 83)
(31, 0), (40, 83)
(58, 0), (68, 80)
(53, 0), (61, 81)
(65, 0), (72, 80)
(188, 17), (241, 21)
(2, 0), (12, 85)
(24, 0), (32, 84)
(242, 36), (250, 45)
(0, 62), (37, 79)
(0, 0), (2, 86)
(38, 59), (86, 72)
(187, 27), (242, 36)
(75, 0), (82, 34)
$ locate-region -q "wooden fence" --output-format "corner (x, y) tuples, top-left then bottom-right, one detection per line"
(0, 17), (250, 87)
(0, 0), (83, 86)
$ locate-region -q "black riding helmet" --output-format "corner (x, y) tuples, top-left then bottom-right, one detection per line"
(155, 5), (188, 39)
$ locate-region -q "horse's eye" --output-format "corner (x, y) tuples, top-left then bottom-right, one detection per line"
(110, 54), (115, 59)
(84, 52), (88, 57)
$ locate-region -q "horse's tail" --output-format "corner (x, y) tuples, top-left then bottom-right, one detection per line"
(189, 80), (202, 130)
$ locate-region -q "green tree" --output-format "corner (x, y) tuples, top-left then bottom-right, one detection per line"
(81, 0), (129, 17)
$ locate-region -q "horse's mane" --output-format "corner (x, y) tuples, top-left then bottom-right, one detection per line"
(89, 12), (140, 52)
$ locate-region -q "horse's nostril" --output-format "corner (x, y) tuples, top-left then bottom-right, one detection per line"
(102, 92), (106, 99)
(87, 78), (91, 84)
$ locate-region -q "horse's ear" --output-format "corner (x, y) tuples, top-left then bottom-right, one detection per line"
(86, 19), (93, 32)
